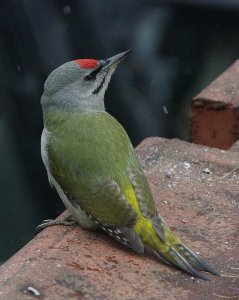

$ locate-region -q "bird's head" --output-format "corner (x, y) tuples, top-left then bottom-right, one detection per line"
(41, 50), (131, 113)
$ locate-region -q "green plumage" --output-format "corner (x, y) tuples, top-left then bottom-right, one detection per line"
(47, 112), (131, 189)
(46, 111), (143, 223)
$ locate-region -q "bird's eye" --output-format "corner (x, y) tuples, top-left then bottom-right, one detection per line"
(84, 74), (95, 81)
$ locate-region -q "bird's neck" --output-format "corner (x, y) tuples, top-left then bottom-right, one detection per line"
(41, 86), (106, 129)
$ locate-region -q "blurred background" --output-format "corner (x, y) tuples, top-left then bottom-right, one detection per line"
(1, 0), (239, 262)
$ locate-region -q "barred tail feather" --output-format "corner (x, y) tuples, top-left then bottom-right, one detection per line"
(148, 222), (219, 280)
(175, 243), (219, 276)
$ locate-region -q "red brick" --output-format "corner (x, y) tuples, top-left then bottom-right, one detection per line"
(191, 60), (239, 149)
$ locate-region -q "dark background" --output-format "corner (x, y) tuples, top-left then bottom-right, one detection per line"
(1, 0), (239, 262)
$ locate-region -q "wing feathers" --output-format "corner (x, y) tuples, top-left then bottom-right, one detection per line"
(127, 166), (156, 218)
(77, 180), (138, 227)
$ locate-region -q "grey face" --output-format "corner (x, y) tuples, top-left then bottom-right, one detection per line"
(43, 60), (111, 99)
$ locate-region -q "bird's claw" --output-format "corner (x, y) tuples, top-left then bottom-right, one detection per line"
(36, 216), (77, 232)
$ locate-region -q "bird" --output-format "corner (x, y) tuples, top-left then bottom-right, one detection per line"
(39, 50), (218, 280)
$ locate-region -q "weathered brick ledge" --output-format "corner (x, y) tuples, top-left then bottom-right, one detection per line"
(191, 59), (239, 149)
(0, 62), (239, 300)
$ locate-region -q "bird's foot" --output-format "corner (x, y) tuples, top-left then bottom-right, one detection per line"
(36, 215), (77, 232)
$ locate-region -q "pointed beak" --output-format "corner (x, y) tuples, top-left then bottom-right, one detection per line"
(101, 50), (132, 70)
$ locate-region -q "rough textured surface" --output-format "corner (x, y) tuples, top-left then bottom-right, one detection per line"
(0, 137), (238, 300)
(191, 60), (239, 149)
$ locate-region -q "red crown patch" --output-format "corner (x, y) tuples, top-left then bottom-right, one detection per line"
(74, 59), (98, 69)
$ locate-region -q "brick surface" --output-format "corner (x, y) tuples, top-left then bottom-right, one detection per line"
(0, 137), (238, 300)
(191, 60), (239, 149)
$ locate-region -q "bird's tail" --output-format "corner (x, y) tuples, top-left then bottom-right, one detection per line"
(139, 221), (219, 280)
